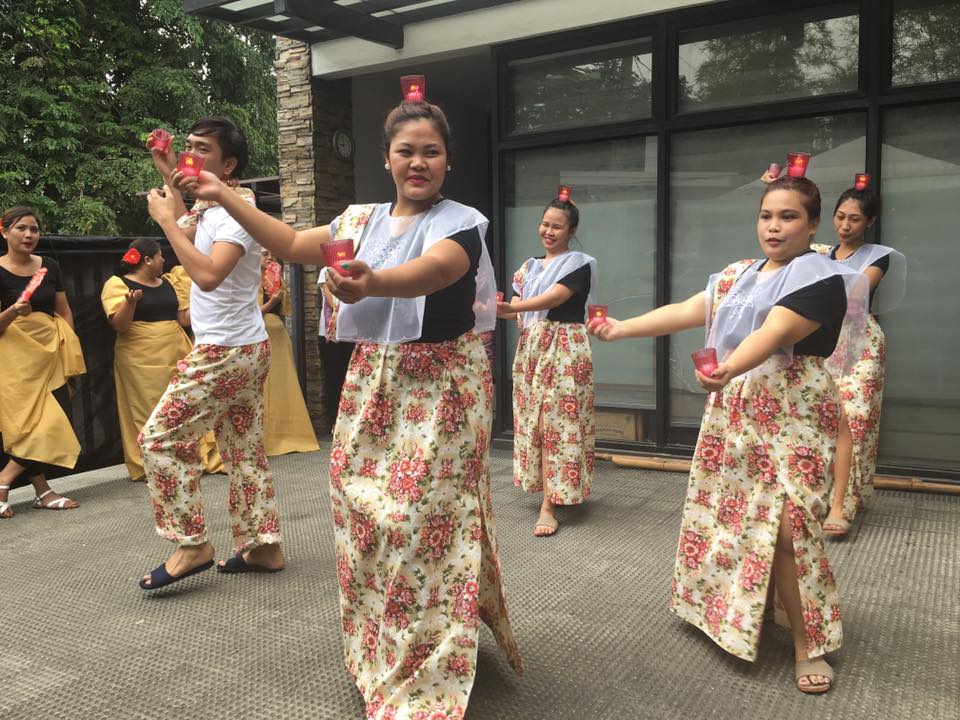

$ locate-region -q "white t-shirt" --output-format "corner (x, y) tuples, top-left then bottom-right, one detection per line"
(189, 205), (267, 347)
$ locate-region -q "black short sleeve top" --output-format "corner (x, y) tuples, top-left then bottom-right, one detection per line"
(775, 274), (848, 357)
(0, 256), (65, 316)
(417, 226), (483, 343)
(122, 276), (180, 322)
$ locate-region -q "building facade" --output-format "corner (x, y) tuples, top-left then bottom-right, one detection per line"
(193, 0), (960, 479)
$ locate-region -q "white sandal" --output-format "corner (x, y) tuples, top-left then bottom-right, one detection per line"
(32, 488), (78, 510)
(0, 484), (12, 519)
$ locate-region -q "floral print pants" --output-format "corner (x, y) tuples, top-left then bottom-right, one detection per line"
(512, 320), (595, 504)
(139, 341), (281, 551)
(331, 332), (522, 720)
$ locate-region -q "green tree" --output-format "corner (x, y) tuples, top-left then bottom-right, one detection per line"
(0, 0), (277, 235)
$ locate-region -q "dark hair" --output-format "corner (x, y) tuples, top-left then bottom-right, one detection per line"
(1, 206), (42, 234)
(119, 238), (161, 273)
(760, 175), (821, 222)
(189, 116), (248, 178)
(542, 197), (580, 230)
(381, 100), (453, 161)
(833, 187), (879, 220)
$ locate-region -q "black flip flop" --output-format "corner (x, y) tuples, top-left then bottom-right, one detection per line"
(139, 559), (214, 590)
(217, 553), (284, 574)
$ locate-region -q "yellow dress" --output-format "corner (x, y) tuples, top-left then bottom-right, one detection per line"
(262, 284), (320, 455)
(0, 312), (86, 468)
(101, 274), (222, 480)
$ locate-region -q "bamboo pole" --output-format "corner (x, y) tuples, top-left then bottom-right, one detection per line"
(603, 454), (960, 496)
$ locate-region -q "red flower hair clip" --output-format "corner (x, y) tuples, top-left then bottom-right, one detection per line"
(122, 247), (142, 265)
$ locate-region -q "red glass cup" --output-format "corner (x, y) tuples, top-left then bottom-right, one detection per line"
(148, 128), (172, 153)
(496, 291), (505, 302)
(557, 184), (571, 203)
(176, 151), (205, 178)
(322, 238), (357, 277)
(691, 347), (719, 377)
(854, 173), (870, 191)
(785, 151), (811, 178)
(401, 75), (425, 102)
(588, 304), (608, 324)
(767, 163), (781, 179)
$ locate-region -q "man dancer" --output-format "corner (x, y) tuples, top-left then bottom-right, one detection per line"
(139, 116), (283, 589)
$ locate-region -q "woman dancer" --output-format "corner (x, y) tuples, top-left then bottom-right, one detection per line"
(498, 188), (596, 536)
(168, 78), (522, 718)
(815, 180), (905, 535)
(0, 206), (84, 518)
(590, 174), (868, 693)
(101, 239), (221, 480)
(258, 250), (319, 455)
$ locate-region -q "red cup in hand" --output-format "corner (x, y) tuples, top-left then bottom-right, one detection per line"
(767, 163), (781, 179)
(148, 128), (172, 153)
(691, 347), (719, 377)
(588, 304), (608, 324)
(323, 238), (357, 277)
(496, 291), (504, 302)
(177, 151), (205, 178)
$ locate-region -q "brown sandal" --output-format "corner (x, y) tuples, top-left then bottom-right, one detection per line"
(795, 657), (833, 694)
(822, 518), (851, 538)
(534, 512), (558, 537)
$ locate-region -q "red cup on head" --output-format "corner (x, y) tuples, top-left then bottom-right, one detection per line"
(323, 238), (357, 277)
(148, 128), (172, 153)
(400, 75), (425, 103)
(691, 347), (719, 377)
(767, 163), (781, 179)
(176, 151), (205, 178)
(854, 173), (870, 191)
(557, 184), (571, 203)
(496, 291), (504, 302)
(785, 152), (811, 178)
(588, 304), (608, 324)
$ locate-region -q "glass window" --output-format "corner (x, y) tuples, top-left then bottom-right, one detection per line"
(506, 39), (652, 136)
(892, 0), (960, 86)
(879, 102), (960, 471)
(678, 6), (859, 112)
(502, 137), (657, 441)
(668, 114), (866, 433)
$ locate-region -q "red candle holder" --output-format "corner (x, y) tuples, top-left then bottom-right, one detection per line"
(176, 151), (205, 178)
(147, 128), (172, 153)
(400, 75), (425, 103)
(691, 347), (719, 377)
(557, 185), (571, 203)
(262, 261), (283, 296)
(785, 152), (811, 178)
(496, 291), (504, 302)
(322, 238), (357, 277)
(767, 163), (781, 179)
(854, 173), (870, 191)
(588, 304), (608, 324)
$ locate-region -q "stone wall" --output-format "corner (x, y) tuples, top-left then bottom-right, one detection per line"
(275, 38), (355, 435)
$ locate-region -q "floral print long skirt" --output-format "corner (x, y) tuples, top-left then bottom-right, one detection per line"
(669, 355), (843, 662)
(330, 331), (523, 720)
(511, 320), (595, 504)
(140, 340), (280, 552)
(828, 315), (885, 522)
